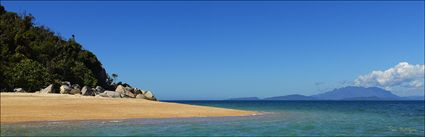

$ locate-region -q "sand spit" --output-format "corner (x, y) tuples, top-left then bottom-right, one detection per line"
(1, 93), (256, 123)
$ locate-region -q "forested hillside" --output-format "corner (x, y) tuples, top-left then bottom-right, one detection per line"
(0, 5), (115, 92)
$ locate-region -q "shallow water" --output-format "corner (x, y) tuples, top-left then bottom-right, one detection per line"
(1, 101), (424, 136)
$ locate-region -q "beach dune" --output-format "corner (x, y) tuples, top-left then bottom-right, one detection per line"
(0, 93), (255, 123)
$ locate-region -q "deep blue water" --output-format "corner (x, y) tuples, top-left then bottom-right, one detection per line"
(1, 101), (424, 136)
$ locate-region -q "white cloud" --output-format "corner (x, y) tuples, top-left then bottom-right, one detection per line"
(354, 62), (424, 95)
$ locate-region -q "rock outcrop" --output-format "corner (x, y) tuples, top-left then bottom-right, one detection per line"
(16, 81), (158, 100)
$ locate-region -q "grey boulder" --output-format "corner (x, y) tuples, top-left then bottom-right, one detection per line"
(115, 85), (126, 94)
(40, 84), (54, 94)
(81, 86), (94, 96)
(72, 84), (80, 90)
(135, 94), (146, 99)
(115, 85), (135, 98)
(95, 86), (105, 94)
(133, 88), (145, 95)
(13, 88), (25, 92)
(60, 85), (72, 94)
(125, 86), (134, 93)
(144, 91), (157, 101)
(61, 81), (71, 86)
(123, 91), (135, 98)
(97, 91), (122, 98)
(69, 89), (81, 95)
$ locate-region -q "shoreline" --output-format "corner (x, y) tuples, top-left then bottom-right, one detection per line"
(1, 93), (257, 124)
(2, 115), (258, 125)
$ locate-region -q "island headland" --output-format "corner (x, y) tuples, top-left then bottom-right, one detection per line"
(0, 6), (256, 124)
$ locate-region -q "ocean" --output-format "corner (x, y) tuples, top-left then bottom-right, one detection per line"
(1, 101), (424, 136)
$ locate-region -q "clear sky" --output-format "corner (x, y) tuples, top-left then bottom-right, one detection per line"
(2, 1), (424, 99)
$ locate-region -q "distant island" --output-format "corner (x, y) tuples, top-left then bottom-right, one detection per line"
(229, 86), (424, 101)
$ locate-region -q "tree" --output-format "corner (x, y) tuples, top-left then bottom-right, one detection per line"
(112, 73), (118, 83)
(4, 59), (52, 91)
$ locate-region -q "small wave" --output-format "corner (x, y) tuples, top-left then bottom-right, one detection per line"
(47, 121), (66, 124)
(255, 111), (276, 115)
(388, 126), (417, 133)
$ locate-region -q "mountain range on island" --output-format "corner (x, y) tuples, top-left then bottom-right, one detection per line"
(229, 86), (424, 101)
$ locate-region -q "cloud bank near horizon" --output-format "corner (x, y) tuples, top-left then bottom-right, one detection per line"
(354, 62), (424, 96)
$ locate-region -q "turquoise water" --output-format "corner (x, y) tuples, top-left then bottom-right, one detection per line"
(1, 101), (424, 136)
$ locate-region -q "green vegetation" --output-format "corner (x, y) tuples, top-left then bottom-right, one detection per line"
(0, 5), (121, 92)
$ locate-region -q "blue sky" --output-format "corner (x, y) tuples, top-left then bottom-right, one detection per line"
(2, 1), (424, 99)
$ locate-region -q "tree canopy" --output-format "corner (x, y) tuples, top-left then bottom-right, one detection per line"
(0, 5), (117, 92)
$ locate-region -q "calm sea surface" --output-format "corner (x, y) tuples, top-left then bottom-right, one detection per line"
(1, 101), (424, 136)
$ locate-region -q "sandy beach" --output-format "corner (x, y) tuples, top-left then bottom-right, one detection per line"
(0, 93), (256, 124)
